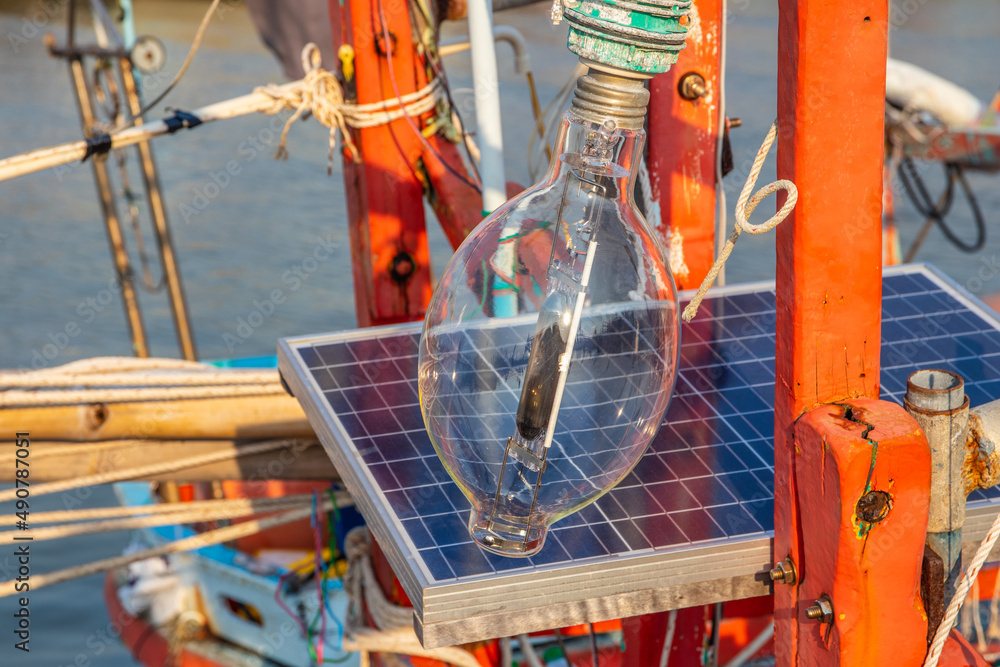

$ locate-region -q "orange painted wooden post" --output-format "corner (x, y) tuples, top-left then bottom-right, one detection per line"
(773, 2), (935, 664)
(329, 0), (480, 327)
(794, 400), (930, 665)
(646, 0), (722, 290)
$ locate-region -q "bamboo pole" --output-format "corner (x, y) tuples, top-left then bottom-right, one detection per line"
(0, 439), (337, 483)
(0, 394), (313, 441)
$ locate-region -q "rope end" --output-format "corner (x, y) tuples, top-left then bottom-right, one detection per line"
(681, 303), (698, 323)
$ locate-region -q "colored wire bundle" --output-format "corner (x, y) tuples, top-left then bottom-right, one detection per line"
(274, 488), (351, 665)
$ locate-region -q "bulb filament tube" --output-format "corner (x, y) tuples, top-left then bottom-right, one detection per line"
(478, 154), (612, 554)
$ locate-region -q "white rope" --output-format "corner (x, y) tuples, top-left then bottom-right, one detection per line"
(681, 121), (798, 322)
(0, 496), (328, 545)
(0, 439), (312, 503)
(341, 527), (481, 667)
(924, 514), (1000, 666)
(0, 499), (331, 598)
(255, 43), (442, 169)
(0, 356), (286, 405)
(22, 493), (327, 524)
(31, 356), (212, 374)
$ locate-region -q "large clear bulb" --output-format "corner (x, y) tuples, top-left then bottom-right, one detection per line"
(419, 79), (680, 557)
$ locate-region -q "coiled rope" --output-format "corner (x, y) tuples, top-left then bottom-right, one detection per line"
(254, 43), (442, 169)
(681, 121), (798, 322)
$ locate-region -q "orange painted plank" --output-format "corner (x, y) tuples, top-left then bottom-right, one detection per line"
(794, 400), (928, 666)
(647, 0), (722, 289)
(774, 1), (888, 663)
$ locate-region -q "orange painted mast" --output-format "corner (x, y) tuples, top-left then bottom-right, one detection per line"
(328, 0), (481, 327)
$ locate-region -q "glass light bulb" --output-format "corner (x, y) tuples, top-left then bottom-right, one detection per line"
(419, 110), (680, 557)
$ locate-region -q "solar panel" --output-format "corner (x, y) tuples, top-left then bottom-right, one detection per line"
(277, 264), (1000, 648)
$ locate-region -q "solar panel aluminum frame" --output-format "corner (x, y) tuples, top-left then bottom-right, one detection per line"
(277, 264), (1000, 648)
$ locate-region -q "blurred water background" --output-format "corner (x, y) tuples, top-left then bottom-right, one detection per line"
(0, 0), (999, 664)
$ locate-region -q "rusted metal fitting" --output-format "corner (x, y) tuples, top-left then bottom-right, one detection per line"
(769, 556), (797, 586)
(678, 71), (707, 100)
(903, 369), (969, 534)
(905, 369), (968, 603)
(967, 399), (1000, 495)
(805, 594), (834, 624)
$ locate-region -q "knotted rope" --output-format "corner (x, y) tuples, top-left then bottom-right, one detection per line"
(255, 43), (443, 171)
(681, 122), (798, 322)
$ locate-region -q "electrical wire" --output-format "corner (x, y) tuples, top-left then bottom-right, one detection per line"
(588, 622), (600, 666)
(116, 0), (222, 131)
(898, 157), (985, 256)
(553, 627), (570, 662)
(415, 15), (483, 188)
(374, 0), (482, 193)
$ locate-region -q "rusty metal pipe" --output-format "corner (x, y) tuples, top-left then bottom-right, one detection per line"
(904, 369), (969, 602)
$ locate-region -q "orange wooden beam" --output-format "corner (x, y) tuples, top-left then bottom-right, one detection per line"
(773, 1), (888, 662)
(647, 0), (722, 289)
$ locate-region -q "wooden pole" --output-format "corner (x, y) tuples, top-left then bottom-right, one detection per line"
(646, 0), (723, 290)
(771, 3), (937, 664)
(0, 395), (313, 441)
(0, 440), (336, 483)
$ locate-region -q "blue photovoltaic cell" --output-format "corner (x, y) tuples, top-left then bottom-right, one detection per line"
(287, 266), (1000, 584)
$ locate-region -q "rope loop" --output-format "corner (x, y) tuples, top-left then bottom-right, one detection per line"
(681, 121), (798, 322)
(255, 43), (444, 171)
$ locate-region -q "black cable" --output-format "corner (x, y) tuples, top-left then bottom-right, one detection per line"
(898, 157), (955, 221)
(898, 157), (985, 254)
(553, 627), (570, 661)
(415, 11), (484, 188)
(589, 622), (599, 666)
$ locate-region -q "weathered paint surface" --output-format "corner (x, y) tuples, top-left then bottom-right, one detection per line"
(774, 1), (889, 663)
(794, 400), (929, 666)
(647, 0), (720, 290)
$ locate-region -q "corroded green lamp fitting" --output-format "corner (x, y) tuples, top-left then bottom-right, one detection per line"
(561, 0), (692, 75)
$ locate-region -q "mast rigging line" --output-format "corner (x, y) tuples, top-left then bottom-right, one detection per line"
(0, 52), (444, 184)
